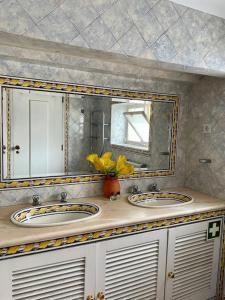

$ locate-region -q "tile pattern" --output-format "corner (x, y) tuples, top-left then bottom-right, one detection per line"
(185, 77), (225, 200)
(0, 0), (225, 72)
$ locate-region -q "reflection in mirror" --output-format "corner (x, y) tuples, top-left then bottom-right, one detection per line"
(110, 98), (173, 171)
(1, 87), (175, 180)
(2, 88), (67, 179)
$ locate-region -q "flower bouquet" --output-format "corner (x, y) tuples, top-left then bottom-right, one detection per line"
(86, 152), (134, 198)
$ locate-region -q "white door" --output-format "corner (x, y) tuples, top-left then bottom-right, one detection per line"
(96, 230), (167, 300)
(165, 219), (222, 300)
(11, 89), (30, 178)
(0, 244), (96, 300)
(9, 89), (64, 178)
(29, 90), (64, 177)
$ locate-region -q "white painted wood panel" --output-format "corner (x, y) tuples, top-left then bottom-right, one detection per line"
(96, 230), (167, 300)
(0, 244), (96, 300)
(165, 219), (221, 300)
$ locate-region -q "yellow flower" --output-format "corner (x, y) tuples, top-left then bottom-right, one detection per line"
(116, 155), (134, 175)
(86, 153), (99, 164)
(86, 152), (134, 176)
(86, 152), (115, 173)
(101, 152), (116, 169)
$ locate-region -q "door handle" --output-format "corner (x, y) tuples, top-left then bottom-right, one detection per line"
(97, 292), (105, 299)
(168, 271), (175, 279)
(14, 145), (20, 154)
(2, 145), (6, 154)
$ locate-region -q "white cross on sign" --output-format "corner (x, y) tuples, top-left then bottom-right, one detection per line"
(209, 223), (220, 237)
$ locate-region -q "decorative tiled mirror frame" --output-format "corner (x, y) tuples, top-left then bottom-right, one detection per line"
(0, 76), (179, 190)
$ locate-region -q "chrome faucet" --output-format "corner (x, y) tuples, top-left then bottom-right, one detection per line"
(60, 192), (68, 203)
(32, 194), (41, 206)
(149, 183), (160, 192)
(129, 185), (142, 194)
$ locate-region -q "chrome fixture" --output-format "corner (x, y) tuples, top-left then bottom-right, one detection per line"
(60, 192), (67, 203)
(109, 193), (120, 201)
(32, 194), (41, 206)
(129, 185), (142, 194)
(199, 158), (212, 164)
(149, 183), (160, 192)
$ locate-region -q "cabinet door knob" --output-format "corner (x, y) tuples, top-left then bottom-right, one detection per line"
(97, 292), (105, 299)
(168, 271), (175, 279)
(86, 296), (94, 300)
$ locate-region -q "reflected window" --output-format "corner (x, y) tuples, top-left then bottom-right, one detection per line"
(124, 110), (150, 148)
(110, 99), (151, 151)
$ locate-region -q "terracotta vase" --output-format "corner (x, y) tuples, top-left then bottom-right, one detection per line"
(103, 176), (120, 198)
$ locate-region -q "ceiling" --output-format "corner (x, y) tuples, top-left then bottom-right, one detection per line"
(170, 0), (225, 19)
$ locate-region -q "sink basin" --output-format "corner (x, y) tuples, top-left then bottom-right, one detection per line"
(11, 202), (101, 227)
(128, 192), (193, 208)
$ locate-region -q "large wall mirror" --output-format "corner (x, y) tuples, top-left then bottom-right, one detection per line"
(0, 77), (178, 189)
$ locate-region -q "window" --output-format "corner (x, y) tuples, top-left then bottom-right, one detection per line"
(110, 99), (151, 152)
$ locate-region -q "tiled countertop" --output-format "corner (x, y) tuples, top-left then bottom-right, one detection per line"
(0, 187), (224, 248)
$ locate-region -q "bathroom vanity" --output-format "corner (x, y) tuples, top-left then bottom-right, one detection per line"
(0, 188), (224, 300)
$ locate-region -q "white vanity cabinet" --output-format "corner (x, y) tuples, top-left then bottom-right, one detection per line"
(96, 219), (221, 300)
(96, 229), (167, 300)
(165, 220), (221, 300)
(0, 243), (97, 300)
(0, 219), (222, 300)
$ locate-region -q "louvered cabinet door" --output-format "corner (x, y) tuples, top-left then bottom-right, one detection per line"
(96, 229), (167, 300)
(0, 244), (96, 300)
(165, 219), (222, 300)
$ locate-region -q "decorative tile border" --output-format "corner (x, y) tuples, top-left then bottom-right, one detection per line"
(1, 209), (224, 258)
(0, 75), (179, 190)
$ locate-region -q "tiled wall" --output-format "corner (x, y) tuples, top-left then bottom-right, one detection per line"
(184, 77), (225, 200)
(0, 0), (225, 72)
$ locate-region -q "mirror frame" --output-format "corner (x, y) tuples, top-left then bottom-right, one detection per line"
(0, 76), (179, 190)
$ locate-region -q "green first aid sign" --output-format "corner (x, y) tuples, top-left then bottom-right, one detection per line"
(207, 220), (221, 240)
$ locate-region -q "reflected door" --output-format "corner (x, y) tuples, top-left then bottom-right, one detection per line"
(10, 89), (64, 178)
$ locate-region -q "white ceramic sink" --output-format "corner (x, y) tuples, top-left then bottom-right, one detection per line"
(128, 192), (193, 208)
(11, 202), (101, 227)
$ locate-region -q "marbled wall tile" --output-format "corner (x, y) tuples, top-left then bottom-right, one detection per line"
(0, 0), (224, 72)
(0, 0), (35, 34)
(152, 34), (177, 61)
(38, 7), (79, 44)
(81, 17), (116, 51)
(133, 10), (164, 46)
(61, 0), (98, 32)
(18, 0), (64, 22)
(117, 26), (148, 57)
(101, 0), (133, 40)
(92, 0), (116, 15)
(181, 7), (211, 37)
(185, 77), (225, 200)
(126, 0), (151, 21)
(167, 18), (192, 52)
(151, 0), (179, 31)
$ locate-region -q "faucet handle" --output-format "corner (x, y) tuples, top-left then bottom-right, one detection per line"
(60, 192), (67, 203)
(129, 185), (142, 194)
(149, 183), (160, 192)
(32, 194), (41, 206)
